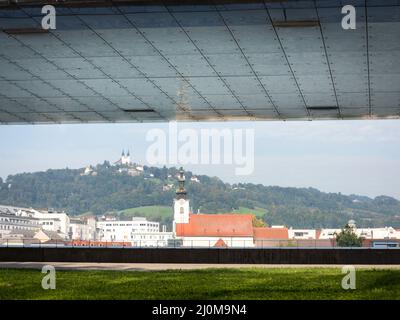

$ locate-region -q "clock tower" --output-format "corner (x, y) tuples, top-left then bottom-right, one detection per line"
(173, 167), (190, 229)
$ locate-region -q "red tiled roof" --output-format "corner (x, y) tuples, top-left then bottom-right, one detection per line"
(213, 238), (228, 247)
(253, 227), (289, 240)
(175, 214), (254, 237)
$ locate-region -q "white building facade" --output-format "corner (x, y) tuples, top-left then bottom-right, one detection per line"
(0, 206), (40, 239)
(68, 216), (97, 241)
(32, 209), (70, 238)
(97, 217), (172, 246)
(288, 228), (317, 240)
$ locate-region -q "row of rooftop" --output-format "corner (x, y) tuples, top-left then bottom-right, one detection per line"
(1, 204), (400, 248)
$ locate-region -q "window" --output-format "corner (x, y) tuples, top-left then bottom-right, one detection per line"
(180, 207), (184, 214)
(294, 232), (305, 237)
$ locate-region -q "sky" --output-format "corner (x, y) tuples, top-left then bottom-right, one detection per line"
(0, 119), (399, 199)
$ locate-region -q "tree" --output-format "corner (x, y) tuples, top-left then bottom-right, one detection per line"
(335, 224), (363, 247)
(252, 215), (266, 227)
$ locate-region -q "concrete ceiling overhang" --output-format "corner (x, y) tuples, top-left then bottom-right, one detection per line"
(0, 0), (399, 124)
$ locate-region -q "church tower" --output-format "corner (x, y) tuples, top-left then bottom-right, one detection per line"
(120, 149), (131, 165)
(125, 150), (131, 165)
(173, 167), (190, 227)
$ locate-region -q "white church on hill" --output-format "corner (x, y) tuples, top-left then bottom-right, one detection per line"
(113, 150), (144, 177)
(114, 149), (132, 166)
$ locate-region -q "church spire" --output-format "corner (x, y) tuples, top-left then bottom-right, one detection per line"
(176, 167), (187, 200)
(122, 149), (125, 157)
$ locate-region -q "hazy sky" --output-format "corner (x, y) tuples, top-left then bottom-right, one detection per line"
(0, 119), (399, 199)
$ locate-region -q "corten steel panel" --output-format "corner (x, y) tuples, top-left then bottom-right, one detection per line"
(0, 0), (399, 124)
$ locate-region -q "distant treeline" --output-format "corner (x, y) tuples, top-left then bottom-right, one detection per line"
(0, 161), (399, 228)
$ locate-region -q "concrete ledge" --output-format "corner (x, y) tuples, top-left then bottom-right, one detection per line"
(2, 262), (400, 271)
(1, 248), (400, 264)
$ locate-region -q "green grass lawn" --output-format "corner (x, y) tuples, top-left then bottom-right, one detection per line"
(0, 268), (399, 300)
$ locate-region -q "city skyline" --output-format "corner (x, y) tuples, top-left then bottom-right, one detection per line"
(1, 119), (400, 199)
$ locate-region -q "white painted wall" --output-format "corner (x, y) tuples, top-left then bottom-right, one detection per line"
(289, 229), (316, 239)
(173, 198), (190, 224)
(180, 236), (255, 248)
(130, 232), (173, 247)
(69, 222), (95, 241)
(97, 217), (172, 246)
(32, 211), (70, 235)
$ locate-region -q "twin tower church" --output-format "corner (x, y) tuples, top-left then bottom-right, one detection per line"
(115, 149), (132, 166)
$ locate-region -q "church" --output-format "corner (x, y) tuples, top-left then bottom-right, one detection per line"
(114, 149), (132, 166)
(172, 168), (255, 248)
(114, 150), (144, 177)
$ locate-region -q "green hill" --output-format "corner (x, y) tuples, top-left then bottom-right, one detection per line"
(118, 205), (172, 218)
(117, 205), (172, 226)
(109, 205), (264, 228)
(0, 161), (399, 228)
(232, 206), (266, 218)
